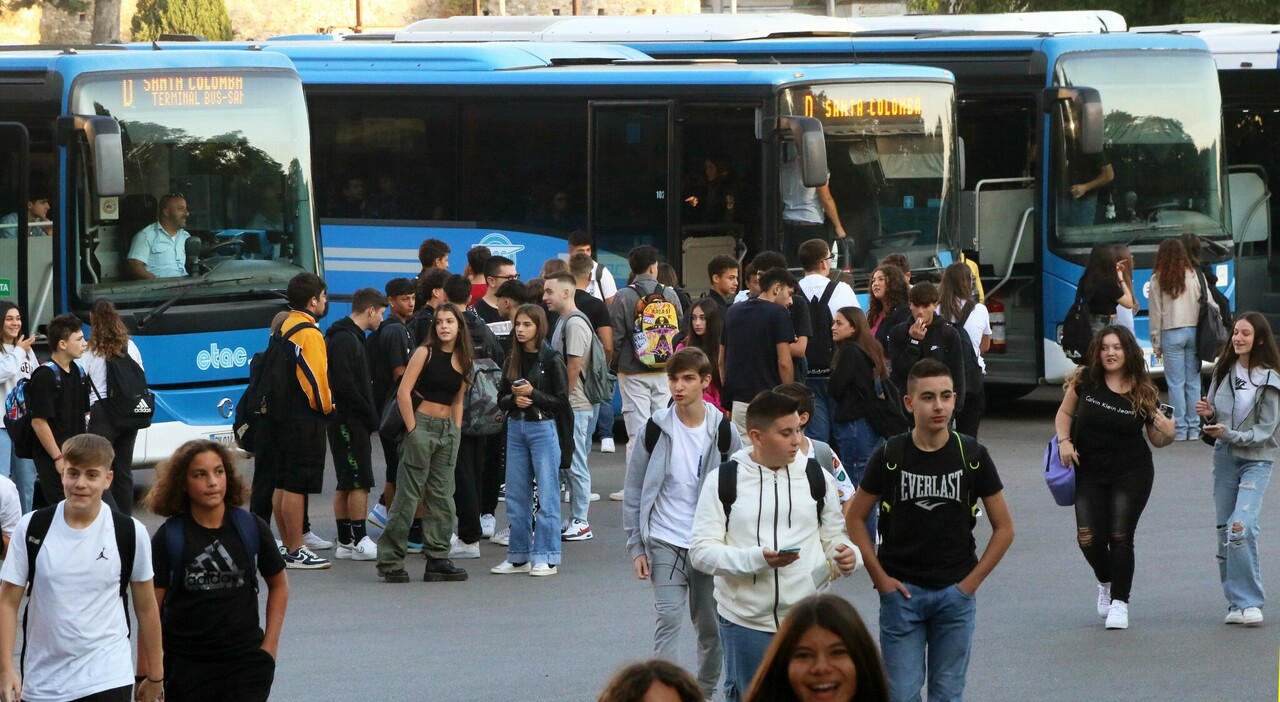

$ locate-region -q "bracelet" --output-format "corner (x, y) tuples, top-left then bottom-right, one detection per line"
(146, 676), (163, 684)
(1058, 437), (1071, 444)
(52, 454), (63, 462)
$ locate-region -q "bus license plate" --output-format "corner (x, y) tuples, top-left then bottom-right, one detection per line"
(209, 431), (236, 447)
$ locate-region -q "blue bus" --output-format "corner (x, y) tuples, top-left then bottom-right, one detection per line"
(0, 47), (318, 463)
(407, 14), (1237, 395)
(150, 39), (959, 313)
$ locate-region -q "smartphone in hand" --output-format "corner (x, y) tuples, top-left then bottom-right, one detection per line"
(1159, 403), (1174, 420)
(778, 546), (801, 555)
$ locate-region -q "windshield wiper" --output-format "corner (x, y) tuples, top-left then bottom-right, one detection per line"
(135, 275), (254, 330)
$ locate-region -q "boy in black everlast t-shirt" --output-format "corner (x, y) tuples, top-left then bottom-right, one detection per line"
(845, 359), (1014, 702)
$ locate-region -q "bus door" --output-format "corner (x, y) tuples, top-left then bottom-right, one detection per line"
(0, 123), (31, 322)
(588, 101), (675, 273)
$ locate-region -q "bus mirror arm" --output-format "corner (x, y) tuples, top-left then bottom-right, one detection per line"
(57, 115), (126, 197)
(1041, 87), (1104, 156)
(776, 116), (829, 188)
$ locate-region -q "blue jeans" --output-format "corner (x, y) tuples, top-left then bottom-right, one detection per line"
(1213, 444), (1272, 609)
(834, 418), (882, 536)
(504, 419), (562, 566)
(717, 615), (774, 702)
(567, 409), (594, 522)
(594, 401), (614, 441)
(1161, 326), (1200, 438)
(0, 427), (35, 513)
(805, 377), (834, 445)
(879, 582), (977, 702)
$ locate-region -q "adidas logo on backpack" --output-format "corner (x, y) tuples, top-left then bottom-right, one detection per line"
(134, 398), (152, 414)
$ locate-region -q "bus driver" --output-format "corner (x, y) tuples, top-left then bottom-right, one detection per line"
(126, 193), (191, 280)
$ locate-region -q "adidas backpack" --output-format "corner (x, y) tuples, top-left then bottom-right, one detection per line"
(630, 284), (679, 370)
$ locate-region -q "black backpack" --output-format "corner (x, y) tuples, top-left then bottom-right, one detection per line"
(22, 506), (136, 669)
(718, 457), (827, 529)
(159, 508), (261, 615)
(232, 322), (316, 451)
(94, 353), (154, 431)
(805, 279), (840, 377)
(878, 431), (982, 529)
(948, 303), (986, 399)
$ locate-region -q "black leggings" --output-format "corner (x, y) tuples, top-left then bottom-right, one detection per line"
(1074, 461), (1154, 603)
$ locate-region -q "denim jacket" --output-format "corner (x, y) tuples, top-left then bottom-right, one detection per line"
(1206, 367), (1280, 462)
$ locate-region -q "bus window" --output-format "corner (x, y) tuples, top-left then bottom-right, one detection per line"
(590, 102), (670, 262)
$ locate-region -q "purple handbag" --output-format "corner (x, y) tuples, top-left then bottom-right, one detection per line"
(1044, 436), (1076, 506)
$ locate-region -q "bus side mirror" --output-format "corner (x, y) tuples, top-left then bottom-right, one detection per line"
(1042, 87), (1104, 155)
(58, 115), (126, 197)
(778, 115), (829, 188)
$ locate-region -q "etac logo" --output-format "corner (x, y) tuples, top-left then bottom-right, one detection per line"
(196, 343), (249, 371)
(475, 233), (526, 268)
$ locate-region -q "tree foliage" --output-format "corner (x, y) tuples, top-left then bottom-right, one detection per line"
(906, 0), (1280, 24)
(131, 0), (233, 41)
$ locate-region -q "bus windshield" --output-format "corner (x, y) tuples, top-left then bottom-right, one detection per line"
(1053, 52), (1227, 245)
(780, 81), (955, 266)
(70, 71), (316, 305)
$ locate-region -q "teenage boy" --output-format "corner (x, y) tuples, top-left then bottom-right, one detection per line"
(445, 275), (503, 558)
(721, 268), (797, 439)
(327, 287), (386, 561)
(409, 268), (449, 347)
(568, 230), (618, 305)
(705, 254), (739, 314)
(368, 278), (415, 531)
(417, 237), (450, 275)
(466, 245), (492, 304)
(846, 359), (1014, 702)
(772, 382), (856, 505)
(797, 238), (860, 444)
(690, 391), (860, 702)
(887, 282), (967, 415)
(624, 347), (741, 699)
(609, 245), (684, 466)
(265, 272), (334, 570)
(475, 256), (519, 353)
(750, 251), (812, 378)
(27, 314), (90, 507)
(0, 434), (164, 702)
(569, 252), (617, 455)
(731, 262), (758, 304)
(545, 272), (597, 541)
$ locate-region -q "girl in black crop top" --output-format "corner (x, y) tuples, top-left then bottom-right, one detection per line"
(377, 303), (474, 584)
(1053, 325), (1174, 628)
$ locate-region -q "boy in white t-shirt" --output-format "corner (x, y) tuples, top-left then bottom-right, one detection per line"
(0, 434), (162, 702)
(0, 475), (19, 558)
(623, 347), (742, 699)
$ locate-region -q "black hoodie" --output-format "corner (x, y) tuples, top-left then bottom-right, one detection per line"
(325, 317), (379, 431)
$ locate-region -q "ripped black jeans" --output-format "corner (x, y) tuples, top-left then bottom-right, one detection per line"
(1074, 459), (1154, 603)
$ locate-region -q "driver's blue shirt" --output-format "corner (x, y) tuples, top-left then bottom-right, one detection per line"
(127, 222), (190, 278)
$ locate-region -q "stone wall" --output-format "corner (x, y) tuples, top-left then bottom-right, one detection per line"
(0, 0), (699, 45)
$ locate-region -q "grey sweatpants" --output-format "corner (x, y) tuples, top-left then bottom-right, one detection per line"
(649, 538), (722, 698)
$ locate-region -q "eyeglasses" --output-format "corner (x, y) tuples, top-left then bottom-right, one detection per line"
(490, 273), (521, 281)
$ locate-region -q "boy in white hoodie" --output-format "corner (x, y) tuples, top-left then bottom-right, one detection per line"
(690, 389), (861, 702)
(623, 347), (742, 699)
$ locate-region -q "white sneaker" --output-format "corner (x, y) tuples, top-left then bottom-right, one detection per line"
(450, 535), (481, 559)
(1097, 582), (1112, 617)
(336, 536), (377, 561)
(303, 532), (334, 551)
(367, 503), (389, 531)
(530, 563), (558, 577)
(480, 514), (496, 539)
(562, 519), (593, 542)
(491, 527), (510, 547)
(276, 539), (286, 556)
(589, 492), (600, 502)
(491, 560), (531, 574)
(1225, 608), (1245, 625)
(600, 438), (616, 453)
(1242, 606), (1264, 627)
(609, 489), (625, 502)
(1105, 601), (1129, 630)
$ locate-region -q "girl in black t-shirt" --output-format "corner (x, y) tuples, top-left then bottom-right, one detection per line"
(142, 439), (288, 702)
(1076, 244), (1135, 326)
(1054, 325), (1175, 630)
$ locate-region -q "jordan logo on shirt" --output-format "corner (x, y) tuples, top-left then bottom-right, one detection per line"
(96, 548), (108, 561)
(185, 541), (246, 591)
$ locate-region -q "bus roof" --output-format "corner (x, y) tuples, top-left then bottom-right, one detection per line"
(1133, 24), (1280, 69)
(0, 46), (295, 75)
(395, 11), (1128, 43)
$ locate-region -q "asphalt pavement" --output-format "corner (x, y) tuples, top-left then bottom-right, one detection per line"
(125, 387), (1279, 701)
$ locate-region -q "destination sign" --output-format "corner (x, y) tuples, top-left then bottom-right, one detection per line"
(803, 94), (924, 120)
(121, 75), (246, 108)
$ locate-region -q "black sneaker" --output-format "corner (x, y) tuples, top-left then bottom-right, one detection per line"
(379, 568), (410, 583)
(424, 557), (468, 582)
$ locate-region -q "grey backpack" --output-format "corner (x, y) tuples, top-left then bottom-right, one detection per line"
(461, 358), (504, 436)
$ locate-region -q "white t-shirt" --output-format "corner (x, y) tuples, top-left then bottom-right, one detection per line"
(0, 503), (153, 702)
(80, 340), (144, 405)
(585, 262), (618, 303)
(649, 414), (710, 550)
(1232, 363), (1271, 427)
(808, 441), (855, 504)
(950, 300), (992, 372)
(798, 273), (860, 316)
(0, 475), (19, 541)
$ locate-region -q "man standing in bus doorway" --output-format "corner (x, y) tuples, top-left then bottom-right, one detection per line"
(780, 147), (846, 270)
(1065, 149), (1114, 227)
(125, 193), (191, 280)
